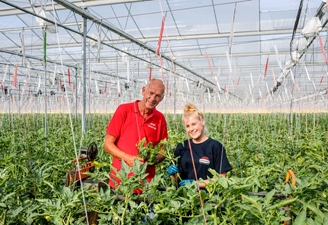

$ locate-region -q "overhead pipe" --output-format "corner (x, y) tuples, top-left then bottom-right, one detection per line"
(1, 0), (241, 100)
(0, 0), (198, 87)
(271, 1), (328, 95)
(52, 0), (217, 87)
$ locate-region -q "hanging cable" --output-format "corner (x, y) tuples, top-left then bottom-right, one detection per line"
(49, 1), (90, 224)
(290, 0), (304, 61)
(187, 139), (207, 225)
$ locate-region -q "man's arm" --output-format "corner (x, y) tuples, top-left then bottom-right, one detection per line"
(153, 142), (166, 165)
(104, 134), (144, 166)
(154, 153), (165, 165)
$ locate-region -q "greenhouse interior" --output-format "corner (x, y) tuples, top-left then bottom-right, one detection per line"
(0, 0), (327, 224)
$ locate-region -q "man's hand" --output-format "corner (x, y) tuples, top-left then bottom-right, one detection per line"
(124, 155), (144, 166)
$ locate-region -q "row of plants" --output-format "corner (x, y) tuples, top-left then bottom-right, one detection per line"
(0, 112), (327, 224)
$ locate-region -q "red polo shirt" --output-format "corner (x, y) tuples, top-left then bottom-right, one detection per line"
(106, 100), (168, 189)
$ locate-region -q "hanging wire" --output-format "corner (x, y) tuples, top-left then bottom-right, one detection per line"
(290, 0), (304, 61)
(187, 139), (207, 225)
(49, 1), (90, 224)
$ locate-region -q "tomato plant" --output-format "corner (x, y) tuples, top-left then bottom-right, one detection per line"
(0, 113), (327, 224)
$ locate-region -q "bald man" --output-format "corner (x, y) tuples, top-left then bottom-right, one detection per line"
(104, 79), (168, 192)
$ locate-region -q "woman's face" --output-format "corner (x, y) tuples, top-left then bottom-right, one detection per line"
(183, 114), (205, 142)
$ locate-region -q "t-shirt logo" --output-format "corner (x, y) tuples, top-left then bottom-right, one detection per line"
(148, 123), (156, 130)
(199, 156), (210, 165)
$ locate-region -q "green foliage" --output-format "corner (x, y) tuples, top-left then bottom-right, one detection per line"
(0, 113), (327, 224)
(137, 138), (162, 165)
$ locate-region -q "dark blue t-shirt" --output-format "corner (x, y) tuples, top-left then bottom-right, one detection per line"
(174, 138), (232, 181)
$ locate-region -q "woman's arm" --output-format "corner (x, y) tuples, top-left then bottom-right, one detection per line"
(197, 172), (227, 188)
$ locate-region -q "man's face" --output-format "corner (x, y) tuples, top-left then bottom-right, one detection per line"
(142, 80), (165, 110)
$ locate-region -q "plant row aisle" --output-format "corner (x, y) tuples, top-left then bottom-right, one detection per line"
(0, 113), (327, 224)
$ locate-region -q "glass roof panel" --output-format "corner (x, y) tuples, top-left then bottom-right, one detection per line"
(261, 10), (300, 30)
(0, 15), (27, 30)
(260, 0), (322, 11)
(0, 0), (326, 112)
(172, 6), (218, 35)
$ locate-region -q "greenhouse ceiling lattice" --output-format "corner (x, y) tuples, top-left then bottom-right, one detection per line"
(0, 0), (327, 112)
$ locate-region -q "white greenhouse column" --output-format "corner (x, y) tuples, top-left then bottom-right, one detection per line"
(173, 75), (176, 120)
(75, 68), (78, 117)
(18, 82), (20, 117)
(43, 30), (47, 137)
(82, 17), (87, 132)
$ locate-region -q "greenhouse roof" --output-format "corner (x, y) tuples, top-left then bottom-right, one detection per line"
(0, 0), (327, 112)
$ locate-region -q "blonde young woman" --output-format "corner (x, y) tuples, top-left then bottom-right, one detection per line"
(168, 103), (232, 188)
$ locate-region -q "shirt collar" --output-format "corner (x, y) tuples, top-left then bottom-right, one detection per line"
(134, 100), (156, 118)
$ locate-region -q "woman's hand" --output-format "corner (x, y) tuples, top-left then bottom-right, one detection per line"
(167, 164), (179, 175)
(179, 179), (194, 186)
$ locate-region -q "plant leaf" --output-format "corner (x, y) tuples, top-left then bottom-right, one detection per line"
(241, 194), (261, 212)
(264, 189), (275, 207)
(294, 209), (307, 225)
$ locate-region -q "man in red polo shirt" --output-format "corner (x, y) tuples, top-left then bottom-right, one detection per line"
(104, 79), (168, 191)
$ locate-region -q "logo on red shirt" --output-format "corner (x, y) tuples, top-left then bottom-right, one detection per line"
(148, 123), (156, 130)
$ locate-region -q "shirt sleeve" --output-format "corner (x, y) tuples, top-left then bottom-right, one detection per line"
(213, 141), (232, 174)
(160, 115), (168, 141)
(174, 143), (181, 159)
(106, 104), (126, 138)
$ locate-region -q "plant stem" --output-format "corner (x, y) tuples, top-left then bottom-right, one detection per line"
(212, 207), (218, 225)
(65, 212), (71, 225)
(121, 194), (130, 225)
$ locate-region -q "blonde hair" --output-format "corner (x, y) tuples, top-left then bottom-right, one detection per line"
(182, 103), (204, 120)
(182, 103), (208, 135)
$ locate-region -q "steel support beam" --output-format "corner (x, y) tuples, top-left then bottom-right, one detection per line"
(0, 0), (149, 16)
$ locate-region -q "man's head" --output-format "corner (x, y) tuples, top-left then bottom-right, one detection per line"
(141, 79), (165, 110)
